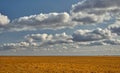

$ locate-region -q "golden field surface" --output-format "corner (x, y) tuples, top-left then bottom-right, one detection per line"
(0, 56), (120, 73)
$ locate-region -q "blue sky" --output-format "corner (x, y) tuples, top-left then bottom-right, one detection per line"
(0, 0), (79, 44)
(0, 0), (79, 20)
(0, 0), (120, 55)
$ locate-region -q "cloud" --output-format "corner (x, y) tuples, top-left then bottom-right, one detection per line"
(71, 0), (120, 13)
(10, 12), (73, 30)
(1, 29), (119, 51)
(103, 39), (120, 45)
(108, 19), (120, 35)
(71, 0), (120, 24)
(25, 32), (71, 41)
(88, 39), (120, 46)
(25, 33), (53, 42)
(0, 32), (73, 51)
(25, 32), (72, 45)
(0, 13), (10, 27)
(72, 28), (115, 42)
(1, 1), (120, 56)
(0, 42), (30, 51)
(1, 0), (120, 32)
(39, 33), (73, 46)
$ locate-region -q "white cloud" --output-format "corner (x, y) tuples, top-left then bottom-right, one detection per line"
(71, 0), (120, 24)
(1, 30), (119, 51)
(11, 12), (73, 30)
(108, 19), (120, 35)
(71, 0), (120, 13)
(25, 33), (53, 42)
(103, 39), (120, 45)
(1, 0), (120, 32)
(25, 32), (72, 45)
(87, 39), (120, 46)
(1, 37), (120, 53)
(72, 28), (115, 41)
(0, 13), (10, 26)
(1, 0), (120, 55)
(0, 32), (73, 50)
(0, 42), (30, 51)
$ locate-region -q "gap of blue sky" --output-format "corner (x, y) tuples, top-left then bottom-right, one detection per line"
(0, 0), (79, 20)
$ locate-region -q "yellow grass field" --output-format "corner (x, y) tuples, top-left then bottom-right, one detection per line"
(0, 56), (120, 73)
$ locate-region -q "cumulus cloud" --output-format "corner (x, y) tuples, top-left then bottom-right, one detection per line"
(108, 19), (120, 35)
(0, 32), (73, 50)
(25, 33), (71, 46)
(0, 42), (30, 51)
(25, 33), (53, 42)
(72, 28), (116, 42)
(10, 12), (73, 30)
(88, 39), (120, 46)
(1, 36), (120, 51)
(1, 0), (120, 32)
(1, 29), (119, 51)
(71, 0), (120, 24)
(1, 0), (120, 56)
(39, 33), (73, 46)
(103, 39), (120, 45)
(0, 13), (10, 26)
(10, 0), (120, 29)
(71, 0), (120, 13)
(25, 32), (72, 45)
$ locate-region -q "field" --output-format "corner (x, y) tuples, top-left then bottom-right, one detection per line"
(0, 56), (120, 73)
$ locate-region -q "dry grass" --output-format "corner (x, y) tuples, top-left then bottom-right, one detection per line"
(0, 56), (120, 73)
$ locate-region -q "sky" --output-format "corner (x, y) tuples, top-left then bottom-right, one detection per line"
(0, 0), (120, 56)
(0, 0), (79, 20)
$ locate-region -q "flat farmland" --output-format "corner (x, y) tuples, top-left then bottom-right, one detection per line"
(0, 56), (120, 73)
